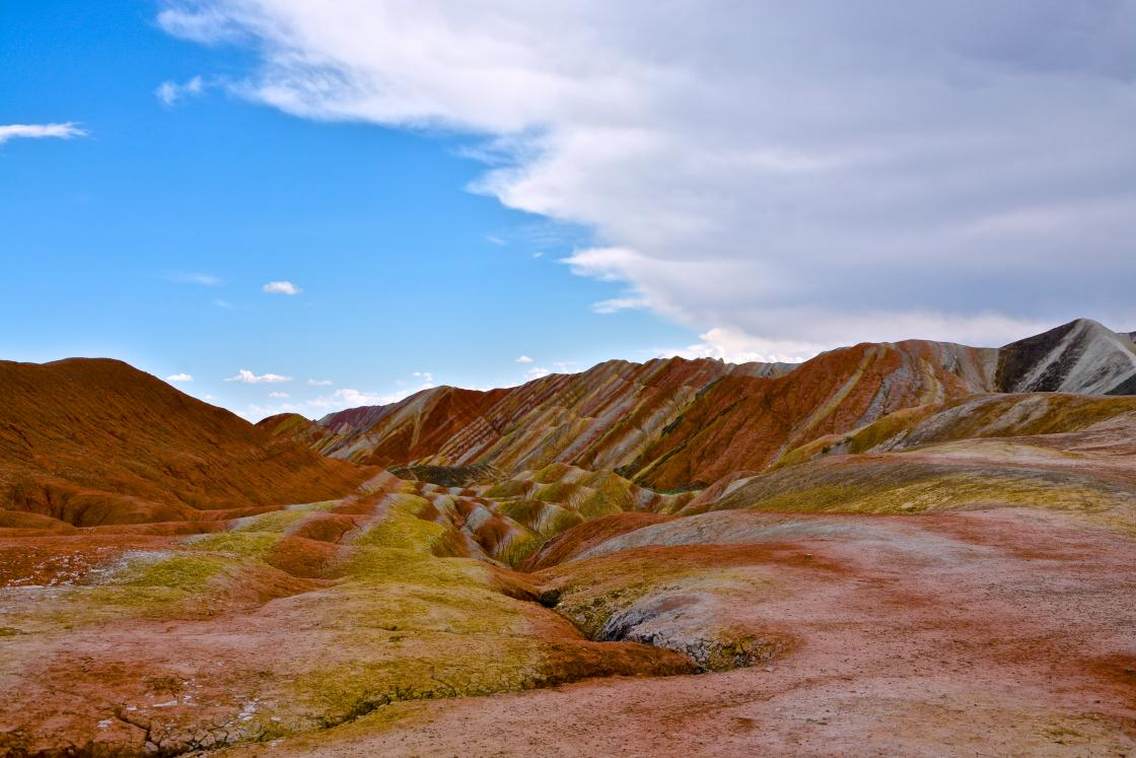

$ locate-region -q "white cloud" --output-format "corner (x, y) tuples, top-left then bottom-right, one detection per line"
(306, 378), (334, 386)
(157, 6), (246, 44)
(155, 75), (206, 106)
(591, 296), (650, 315)
(244, 401), (303, 420)
(658, 328), (821, 365)
(309, 387), (403, 411)
(0, 122), (87, 145)
(308, 372), (437, 413)
(309, 388), (387, 408)
(524, 366), (551, 381)
(165, 372), (193, 383)
(657, 313), (1052, 365)
(515, 355), (534, 364)
(268, 391), (290, 398)
(160, 2), (1136, 346)
(262, 280), (301, 295)
(225, 369), (291, 383)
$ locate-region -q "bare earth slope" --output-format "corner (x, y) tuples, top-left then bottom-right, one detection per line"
(0, 358), (372, 527)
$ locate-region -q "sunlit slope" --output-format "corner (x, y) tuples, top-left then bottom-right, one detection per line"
(0, 358), (372, 527)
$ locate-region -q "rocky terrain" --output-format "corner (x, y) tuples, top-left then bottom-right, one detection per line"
(2, 319), (1135, 756)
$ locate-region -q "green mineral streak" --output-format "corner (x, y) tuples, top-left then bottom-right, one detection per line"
(744, 474), (1123, 515)
(497, 531), (545, 567)
(354, 493), (459, 555)
(112, 553), (231, 590)
(232, 501), (336, 533)
(191, 531), (280, 558)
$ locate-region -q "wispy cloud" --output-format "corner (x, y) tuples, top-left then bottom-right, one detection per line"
(262, 280), (301, 295)
(308, 388), (387, 409)
(165, 373), (193, 383)
(524, 366), (551, 380)
(0, 122), (87, 145)
(515, 355), (534, 364)
(225, 369), (291, 384)
(591, 296), (649, 315)
(308, 372), (437, 413)
(157, 7), (245, 44)
(168, 271), (222, 286)
(155, 75), (206, 106)
(246, 370), (443, 420)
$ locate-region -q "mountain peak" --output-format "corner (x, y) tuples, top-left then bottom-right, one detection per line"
(997, 318), (1136, 395)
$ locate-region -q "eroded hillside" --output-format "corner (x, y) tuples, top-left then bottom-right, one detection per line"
(0, 358), (373, 528)
(3, 321), (1135, 756)
(277, 319), (1135, 491)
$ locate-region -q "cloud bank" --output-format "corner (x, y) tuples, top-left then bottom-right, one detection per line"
(160, 1), (1136, 359)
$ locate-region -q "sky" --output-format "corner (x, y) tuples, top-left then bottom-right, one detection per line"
(3, 1), (1135, 420)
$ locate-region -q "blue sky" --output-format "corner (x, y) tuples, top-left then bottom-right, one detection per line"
(4, 2), (1135, 419)
(0, 1), (692, 418)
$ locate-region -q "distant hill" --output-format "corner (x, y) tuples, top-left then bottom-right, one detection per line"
(0, 358), (372, 527)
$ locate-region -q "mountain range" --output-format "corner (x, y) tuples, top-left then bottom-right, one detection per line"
(2, 318), (1135, 756)
(262, 317), (1136, 489)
